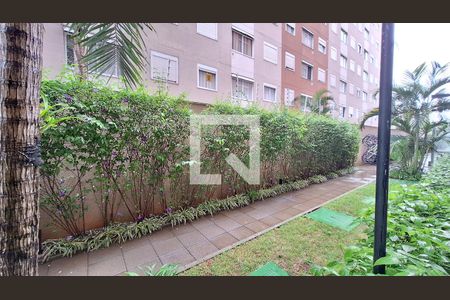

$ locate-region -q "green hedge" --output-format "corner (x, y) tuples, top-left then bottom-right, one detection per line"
(40, 74), (360, 239)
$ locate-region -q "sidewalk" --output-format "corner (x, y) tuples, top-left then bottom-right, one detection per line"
(39, 165), (376, 276)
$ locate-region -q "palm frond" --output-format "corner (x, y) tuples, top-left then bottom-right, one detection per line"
(359, 107), (380, 129)
(68, 23), (154, 88)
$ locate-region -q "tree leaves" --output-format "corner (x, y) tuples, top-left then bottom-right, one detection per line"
(68, 23), (154, 88)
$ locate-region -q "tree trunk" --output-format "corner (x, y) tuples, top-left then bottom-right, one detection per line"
(73, 42), (88, 80)
(0, 23), (43, 276)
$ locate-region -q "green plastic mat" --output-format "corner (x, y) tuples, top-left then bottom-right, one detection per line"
(362, 196), (375, 204)
(249, 262), (289, 276)
(306, 208), (358, 231)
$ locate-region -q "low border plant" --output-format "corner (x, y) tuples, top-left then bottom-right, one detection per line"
(41, 167), (354, 262)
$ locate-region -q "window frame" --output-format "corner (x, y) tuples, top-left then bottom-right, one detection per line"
(150, 50), (179, 84)
(300, 93), (313, 112)
(318, 68), (326, 83)
(263, 41), (278, 65)
(232, 29), (254, 57)
(197, 64), (218, 91)
(340, 29), (348, 44)
(285, 51), (296, 71)
(302, 27), (314, 49)
(286, 23), (296, 35)
(263, 83), (278, 103)
(196, 23), (218, 40)
(340, 54), (348, 69)
(339, 80), (347, 94)
(301, 61), (314, 80)
(231, 75), (254, 101)
(318, 38), (327, 54)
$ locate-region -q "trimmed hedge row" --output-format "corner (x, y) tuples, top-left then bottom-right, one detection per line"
(41, 167), (355, 262)
(40, 74), (360, 243)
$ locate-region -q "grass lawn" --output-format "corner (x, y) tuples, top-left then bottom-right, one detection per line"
(181, 180), (407, 276)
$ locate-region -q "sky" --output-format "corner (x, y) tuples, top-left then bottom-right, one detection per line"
(393, 23), (450, 84)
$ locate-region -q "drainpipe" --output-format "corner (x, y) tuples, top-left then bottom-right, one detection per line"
(373, 23), (395, 275)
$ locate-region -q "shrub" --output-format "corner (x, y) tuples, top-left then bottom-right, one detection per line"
(312, 176), (450, 276)
(41, 167), (355, 261)
(40, 74), (360, 238)
(422, 155), (450, 190)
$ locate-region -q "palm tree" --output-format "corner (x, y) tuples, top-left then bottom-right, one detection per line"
(68, 23), (153, 88)
(297, 89), (335, 115)
(0, 23), (151, 275)
(360, 62), (450, 178)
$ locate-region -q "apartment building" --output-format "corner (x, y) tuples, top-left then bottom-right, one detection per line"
(281, 23), (329, 111)
(327, 23), (381, 126)
(41, 23), (381, 123)
(42, 23), (282, 111)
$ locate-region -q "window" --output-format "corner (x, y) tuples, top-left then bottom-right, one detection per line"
(350, 36), (356, 49)
(232, 76), (254, 101)
(362, 91), (368, 101)
(330, 47), (337, 61)
(197, 64), (217, 91)
(340, 29), (348, 44)
(358, 23), (363, 31)
(370, 55), (375, 64)
(340, 55), (347, 68)
(197, 23), (218, 40)
(285, 52), (295, 70)
(364, 49), (369, 61)
(284, 88), (295, 106)
(356, 88), (362, 98)
(286, 23), (296, 35)
(300, 94), (313, 112)
(369, 73), (374, 83)
(339, 80), (347, 93)
(357, 44), (362, 54)
(357, 65), (362, 76)
(348, 106), (354, 118)
(65, 33), (75, 65)
(301, 62), (313, 80)
(331, 23), (338, 33)
(263, 42), (278, 64)
(318, 68), (326, 82)
(263, 84), (277, 102)
(349, 83), (354, 94)
(364, 28), (370, 40)
(318, 38), (327, 54)
(302, 28), (314, 48)
(232, 30), (253, 56)
(363, 71), (368, 81)
(330, 74), (337, 87)
(349, 59), (355, 71)
(339, 106), (346, 118)
(150, 51), (179, 83)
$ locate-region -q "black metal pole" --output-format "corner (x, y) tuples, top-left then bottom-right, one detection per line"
(373, 23), (395, 274)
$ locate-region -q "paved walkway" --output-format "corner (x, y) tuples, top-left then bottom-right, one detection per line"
(39, 166), (376, 276)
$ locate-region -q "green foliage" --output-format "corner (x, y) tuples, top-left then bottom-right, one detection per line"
(126, 264), (179, 276)
(422, 154), (450, 190)
(39, 74), (360, 259)
(41, 167), (354, 261)
(361, 62), (450, 178)
(308, 175), (328, 184)
(311, 172), (450, 276)
(68, 23), (154, 88)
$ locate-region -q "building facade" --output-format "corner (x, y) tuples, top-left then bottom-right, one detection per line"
(327, 23), (381, 126)
(281, 23), (329, 111)
(42, 23), (381, 123)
